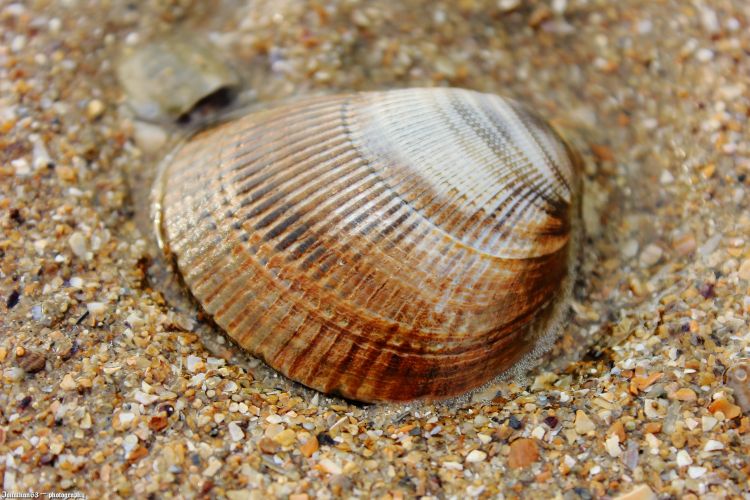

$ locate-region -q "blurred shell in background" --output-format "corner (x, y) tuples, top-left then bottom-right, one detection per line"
(116, 32), (240, 124)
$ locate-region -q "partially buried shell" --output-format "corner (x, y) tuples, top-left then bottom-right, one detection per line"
(117, 32), (240, 123)
(153, 87), (582, 403)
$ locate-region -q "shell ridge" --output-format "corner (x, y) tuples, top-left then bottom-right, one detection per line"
(347, 91), (548, 262)
(505, 99), (574, 192)
(440, 92), (548, 250)
(490, 96), (572, 201)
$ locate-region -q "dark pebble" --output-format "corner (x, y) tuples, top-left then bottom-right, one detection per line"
(317, 431), (335, 446)
(509, 415), (523, 430)
(6, 290), (20, 309)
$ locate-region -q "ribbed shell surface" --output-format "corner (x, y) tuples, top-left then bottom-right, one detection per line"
(156, 87), (581, 402)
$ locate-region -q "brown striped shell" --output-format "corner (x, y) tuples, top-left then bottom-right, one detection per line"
(153, 87), (582, 403)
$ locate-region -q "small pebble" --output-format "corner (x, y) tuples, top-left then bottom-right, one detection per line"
(672, 388), (697, 401)
(676, 450), (692, 467)
(119, 412), (135, 426)
(738, 259), (750, 280)
(704, 440), (724, 452)
(498, 0), (521, 12)
(228, 422), (244, 442)
(133, 390), (158, 405)
(659, 169), (674, 185)
(465, 449), (486, 463)
(622, 239), (639, 259)
(68, 232), (88, 259)
(508, 438), (539, 469)
(87, 99), (105, 120)
(122, 434), (138, 454)
(87, 302), (108, 319)
(701, 416), (718, 432)
(318, 458), (342, 475)
(203, 457), (222, 477)
(613, 484), (657, 500)
(186, 355), (203, 372)
(639, 244), (663, 267)
(273, 429), (296, 447)
(59, 373), (77, 391)
(133, 121), (168, 154)
(672, 233), (696, 256)
(574, 410), (596, 434)
(16, 350), (46, 373)
(605, 434), (621, 458)
(687, 466), (707, 479)
(300, 436), (319, 458)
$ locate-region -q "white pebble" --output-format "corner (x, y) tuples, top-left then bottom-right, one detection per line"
(49, 17), (62, 32)
(622, 239), (639, 259)
(636, 19), (653, 34)
(10, 35), (26, 52)
(695, 48), (714, 62)
(228, 422), (244, 442)
(87, 301), (108, 318)
(699, 6), (719, 33)
(465, 449), (487, 463)
(497, 0), (520, 12)
(68, 232), (88, 259)
(203, 457), (222, 477)
(11, 158), (31, 177)
(122, 434), (138, 454)
(133, 121), (168, 154)
(186, 355), (202, 372)
(31, 135), (52, 170)
(119, 412), (135, 426)
(442, 461), (463, 471)
(133, 390), (158, 405)
(4, 367), (25, 382)
(660, 169), (674, 185)
(688, 466), (707, 479)
(605, 434), (621, 458)
(318, 458), (342, 474)
(676, 449), (692, 467)
(477, 433), (492, 444)
(266, 414), (283, 424)
(704, 440), (724, 452)
(640, 244), (663, 267)
(551, 0), (566, 14)
(701, 416), (718, 432)
(531, 425), (546, 440)
(207, 357), (225, 369)
(125, 312), (144, 328)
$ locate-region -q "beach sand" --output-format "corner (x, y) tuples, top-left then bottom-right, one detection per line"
(1, 0), (748, 497)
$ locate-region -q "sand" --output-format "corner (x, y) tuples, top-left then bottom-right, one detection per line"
(1, 0), (749, 498)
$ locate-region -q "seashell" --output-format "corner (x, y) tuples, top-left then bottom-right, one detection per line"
(116, 32), (240, 123)
(153, 87), (582, 402)
(725, 361), (750, 414)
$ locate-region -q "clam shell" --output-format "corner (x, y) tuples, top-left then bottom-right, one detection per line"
(154, 87), (581, 402)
